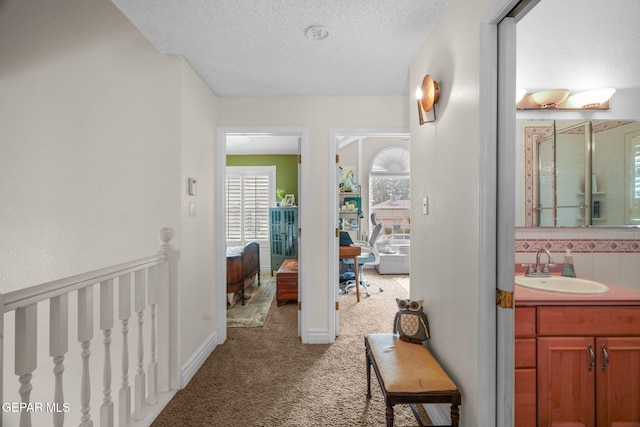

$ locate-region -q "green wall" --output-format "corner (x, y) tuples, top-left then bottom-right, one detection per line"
(226, 155), (298, 202)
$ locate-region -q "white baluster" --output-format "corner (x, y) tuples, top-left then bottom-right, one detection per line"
(147, 265), (159, 405)
(50, 295), (69, 427)
(100, 279), (114, 427)
(78, 287), (94, 427)
(157, 227), (179, 391)
(15, 304), (37, 427)
(134, 270), (146, 420)
(118, 273), (132, 427)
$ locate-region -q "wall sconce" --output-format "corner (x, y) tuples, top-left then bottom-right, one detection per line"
(516, 88), (615, 110)
(415, 74), (439, 124)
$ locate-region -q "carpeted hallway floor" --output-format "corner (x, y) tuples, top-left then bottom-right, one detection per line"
(152, 271), (431, 426)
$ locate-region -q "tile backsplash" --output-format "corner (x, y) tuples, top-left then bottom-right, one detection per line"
(515, 228), (640, 291)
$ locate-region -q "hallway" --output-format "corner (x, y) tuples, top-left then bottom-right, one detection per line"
(152, 273), (429, 426)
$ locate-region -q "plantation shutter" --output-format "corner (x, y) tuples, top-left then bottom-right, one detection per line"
(225, 175), (242, 240)
(242, 175), (270, 240)
(226, 167), (275, 244)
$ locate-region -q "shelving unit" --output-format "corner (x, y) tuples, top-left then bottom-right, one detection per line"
(339, 189), (361, 241)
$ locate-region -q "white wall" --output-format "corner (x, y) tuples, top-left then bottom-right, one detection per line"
(218, 96), (408, 336)
(409, 0), (495, 425)
(0, 1), (219, 422)
(179, 61), (219, 373)
(0, 0), (181, 290)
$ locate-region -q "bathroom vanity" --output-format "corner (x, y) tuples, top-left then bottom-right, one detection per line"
(515, 283), (640, 427)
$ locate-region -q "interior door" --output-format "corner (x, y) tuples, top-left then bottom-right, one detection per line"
(496, 15), (517, 426)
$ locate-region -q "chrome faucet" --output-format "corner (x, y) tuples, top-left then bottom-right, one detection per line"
(522, 247), (556, 277)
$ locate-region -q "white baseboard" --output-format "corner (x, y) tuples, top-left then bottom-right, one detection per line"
(305, 328), (331, 344)
(180, 330), (219, 388)
(424, 403), (450, 425)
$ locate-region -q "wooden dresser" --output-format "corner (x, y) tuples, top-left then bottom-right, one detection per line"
(276, 258), (298, 305)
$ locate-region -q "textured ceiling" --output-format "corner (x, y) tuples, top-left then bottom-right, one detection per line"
(111, 0), (448, 97)
(517, 0), (640, 92)
(111, 0), (639, 154)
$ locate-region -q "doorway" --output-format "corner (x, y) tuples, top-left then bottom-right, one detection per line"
(216, 127), (306, 342)
(329, 128), (409, 336)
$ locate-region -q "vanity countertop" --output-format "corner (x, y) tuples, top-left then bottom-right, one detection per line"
(515, 280), (640, 306)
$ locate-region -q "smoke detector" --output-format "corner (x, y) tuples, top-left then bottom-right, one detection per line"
(305, 25), (329, 41)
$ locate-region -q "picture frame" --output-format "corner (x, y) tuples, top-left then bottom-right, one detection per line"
(283, 194), (295, 207)
(339, 166), (357, 192)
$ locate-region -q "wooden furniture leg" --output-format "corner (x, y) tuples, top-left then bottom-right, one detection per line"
(385, 405), (394, 427)
(451, 404), (460, 427)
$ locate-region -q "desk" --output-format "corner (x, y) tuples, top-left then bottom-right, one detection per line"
(340, 245), (362, 302)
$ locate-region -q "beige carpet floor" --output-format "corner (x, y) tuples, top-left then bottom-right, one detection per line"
(152, 271), (432, 426)
(227, 273), (276, 328)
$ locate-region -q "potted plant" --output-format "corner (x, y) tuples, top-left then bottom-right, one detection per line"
(275, 188), (286, 205)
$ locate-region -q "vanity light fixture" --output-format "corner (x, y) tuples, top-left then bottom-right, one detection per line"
(516, 88), (615, 110)
(415, 74), (439, 125)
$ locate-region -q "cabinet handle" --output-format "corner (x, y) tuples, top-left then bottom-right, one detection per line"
(587, 343), (596, 371)
(601, 344), (609, 371)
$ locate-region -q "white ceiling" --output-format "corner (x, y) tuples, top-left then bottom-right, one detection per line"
(517, 0), (640, 92)
(111, 0), (639, 154)
(110, 0), (448, 97)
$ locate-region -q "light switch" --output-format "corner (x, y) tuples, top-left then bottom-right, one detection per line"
(422, 196), (429, 215)
(189, 201), (197, 217)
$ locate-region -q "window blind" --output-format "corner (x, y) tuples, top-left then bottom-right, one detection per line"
(226, 168), (273, 243)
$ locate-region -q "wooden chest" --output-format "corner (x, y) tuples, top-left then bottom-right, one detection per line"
(276, 258), (298, 305)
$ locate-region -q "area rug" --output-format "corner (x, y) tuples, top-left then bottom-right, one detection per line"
(226, 273), (276, 327)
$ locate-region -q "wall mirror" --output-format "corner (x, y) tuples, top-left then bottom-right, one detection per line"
(517, 120), (640, 227)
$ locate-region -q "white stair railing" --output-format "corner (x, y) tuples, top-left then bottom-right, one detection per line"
(1, 228), (178, 427)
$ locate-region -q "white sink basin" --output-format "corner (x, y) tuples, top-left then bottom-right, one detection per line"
(515, 275), (609, 294)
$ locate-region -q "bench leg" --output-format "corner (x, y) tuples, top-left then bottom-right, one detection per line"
(451, 404), (460, 427)
(385, 405), (394, 427)
(366, 350), (372, 398)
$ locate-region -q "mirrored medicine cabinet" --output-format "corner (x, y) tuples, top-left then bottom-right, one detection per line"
(517, 120), (640, 228)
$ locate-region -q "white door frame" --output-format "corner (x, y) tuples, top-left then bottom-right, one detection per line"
(216, 126), (308, 344)
(328, 128), (409, 339)
(480, 0), (538, 425)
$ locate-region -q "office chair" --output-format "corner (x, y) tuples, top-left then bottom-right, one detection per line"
(341, 214), (384, 297)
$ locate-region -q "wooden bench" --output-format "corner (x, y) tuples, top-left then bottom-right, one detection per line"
(365, 333), (461, 427)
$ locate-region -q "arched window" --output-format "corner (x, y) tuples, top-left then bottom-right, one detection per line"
(369, 147), (410, 239)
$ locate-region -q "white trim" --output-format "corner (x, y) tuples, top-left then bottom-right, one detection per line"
(424, 404), (450, 425)
(180, 331), (219, 388)
(480, 1), (534, 425)
(217, 127), (308, 344)
(216, 128), (228, 344)
(305, 329), (332, 344)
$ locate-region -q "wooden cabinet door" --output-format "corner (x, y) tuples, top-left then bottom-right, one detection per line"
(596, 337), (640, 427)
(538, 337), (595, 427)
(516, 368), (536, 427)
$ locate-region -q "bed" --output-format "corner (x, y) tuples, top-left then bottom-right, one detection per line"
(226, 242), (260, 306)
